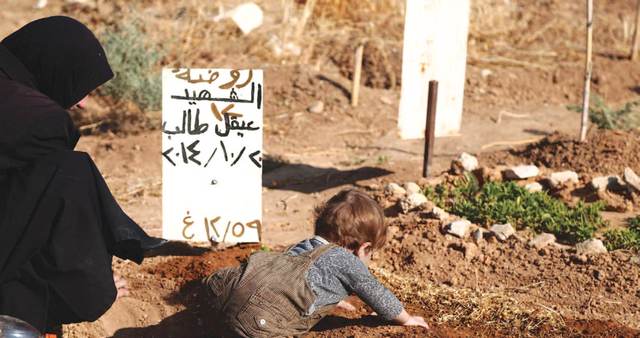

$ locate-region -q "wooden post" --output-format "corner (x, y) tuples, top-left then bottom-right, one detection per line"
(580, 0), (593, 142)
(351, 44), (364, 107)
(422, 80), (438, 178)
(632, 0), (640, 60)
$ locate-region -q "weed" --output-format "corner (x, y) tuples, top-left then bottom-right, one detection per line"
(568, 95), (640, 130)
(376, 155), (389, 165)
(425, 174), (607, 243)
(603, 216), (640, 251)
(98, 21), (163, 111)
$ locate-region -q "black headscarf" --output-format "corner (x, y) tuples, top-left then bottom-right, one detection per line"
(1, 16), (113, 109)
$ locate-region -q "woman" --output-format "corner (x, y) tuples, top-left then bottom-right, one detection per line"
(0, 16), (164, 333)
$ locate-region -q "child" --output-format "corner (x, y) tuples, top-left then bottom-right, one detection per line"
(204, 189), (428, 337)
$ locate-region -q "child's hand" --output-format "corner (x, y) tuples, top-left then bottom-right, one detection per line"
(393, 309), (429, 329)
(336, 300), (357, 312)
(114, 273), (129, 299)
(402, 315), (429, 329)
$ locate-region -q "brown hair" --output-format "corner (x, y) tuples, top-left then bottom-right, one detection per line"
(314, 189), (387, 251)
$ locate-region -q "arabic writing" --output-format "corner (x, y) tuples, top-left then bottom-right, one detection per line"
(162, 68), (263, 243)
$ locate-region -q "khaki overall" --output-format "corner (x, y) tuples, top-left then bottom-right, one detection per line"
(204, 244), (337, 338)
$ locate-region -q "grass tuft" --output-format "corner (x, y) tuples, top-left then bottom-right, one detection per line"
(425, 174), (607, 244)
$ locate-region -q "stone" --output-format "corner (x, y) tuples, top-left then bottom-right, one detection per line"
(472, 228), (484, 243)
(445, 219), (471, 238)
(307, 100), (324, 114)
(575, 239), (608, 255)
(525, 182), (543, 193)
(490, 223), (515, 241)
(591, 175), (623, 191)
(230, 2), (264, 35)
(624, 167), (640, 192)
(503, 165), (540, 180)
(398, 193), (429, 213)
(480, 69), (492, 78)
(463, 243), (479, 261)
(457, 152), (479, 172)
(528, 233), (556, 249)
(431, 206), (450, 222)
(404, 182), (421, 195)
(548, 171), (579, 187)
(385, 183), (406, 197)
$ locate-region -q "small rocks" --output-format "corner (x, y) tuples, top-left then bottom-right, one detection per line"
(489, 223), (515, 241)
(548, 170), (579, 187)
(472, 228), (484, 243)
(404, 182), (421, 195)
(398, 193), (429, 213)
(624, 167), (640, 192)
(503, 165), (540, 180)
(575, 239), (608, 255)
(452, 152), (479, 172)
(430, 206), (450, 222)
(525, 182), (543, 193)
(528, 233), (556, 249)
(591, 175), (623, 191)
(385, 183), (406, 197)
(307, 100), (324, 114)
(463, 243), (479, 261)
(444, 219), (471, 238)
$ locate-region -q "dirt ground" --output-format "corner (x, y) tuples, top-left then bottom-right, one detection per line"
(3, 0), (640, 337)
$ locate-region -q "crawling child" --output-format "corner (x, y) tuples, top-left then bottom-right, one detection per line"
(204, 189), (428, 337)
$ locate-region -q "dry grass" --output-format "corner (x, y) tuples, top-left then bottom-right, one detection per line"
(373, 267), (564, 335)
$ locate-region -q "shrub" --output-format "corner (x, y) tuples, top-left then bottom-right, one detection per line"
(425, 174), (607, 244)
(98, 21), (162, 111)
(603, 216), (640, 251)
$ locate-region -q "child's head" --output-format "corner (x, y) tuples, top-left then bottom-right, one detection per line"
(314, 189), (387, 263)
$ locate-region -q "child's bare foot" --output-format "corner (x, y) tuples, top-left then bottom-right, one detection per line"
(402, 315), (429, 329)
(113, 273), (129, 299)
(336, 300), (357, 311)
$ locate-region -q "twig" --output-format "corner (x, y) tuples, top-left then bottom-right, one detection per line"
(79, 120), (108, 132)
(351, 44), (364, 107)
(580, 0), (594, 142)
(468, 56), (550, 70)
(632, 0), (640, 60)
(494, 111), (531, 124)
(481, 137), (544, 150)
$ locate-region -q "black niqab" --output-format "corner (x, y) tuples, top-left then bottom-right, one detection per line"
(0, 17), (164, 332)
(2, 16), (114, 109)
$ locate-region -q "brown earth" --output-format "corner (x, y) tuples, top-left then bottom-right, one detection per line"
(3, 0), (640, 337)
(482, 129), (640, 175)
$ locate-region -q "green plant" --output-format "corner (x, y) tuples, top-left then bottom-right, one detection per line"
(426, 175), (607, 244)
(568, 95), (640, 130)
(603, 216), (640, 251)
(99, 21), (163, 111)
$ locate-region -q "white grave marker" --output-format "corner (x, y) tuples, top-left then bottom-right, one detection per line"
(162, 68), (263, 243)
(397, 0), (470, 139)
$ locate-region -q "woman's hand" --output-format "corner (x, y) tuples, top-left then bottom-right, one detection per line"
(113, 274), (129, 299)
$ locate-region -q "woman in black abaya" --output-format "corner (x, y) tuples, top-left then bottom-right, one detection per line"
(0, 16), (164, 333)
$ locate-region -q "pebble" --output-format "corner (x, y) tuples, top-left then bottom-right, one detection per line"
(575, 239), (608, 255)
(307, 100), (324, 113)
(548, 170), (579, 187)
(404, 182), (421, 195)
(631, 255), (640, 265)
(525, 182), (543, 193)
(591, 175), (623, 191)
(490, 223), (515, 241)
(624, 167), (640, 192)
(430, 206), (450, 222)
(472, 228), (484, 243)
(503, 165), (540, 180)
(529, 233), (556, 249)
(457, 152), (479, 172)
(385, 183), (406, 197)
(464, 243), (479, 261)
(481, 69), (493, 78)
(444, 219), (471, 238)
(398, 193), (429, 213)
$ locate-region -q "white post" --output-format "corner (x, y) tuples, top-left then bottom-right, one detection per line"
(397, 0), (470, 139)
